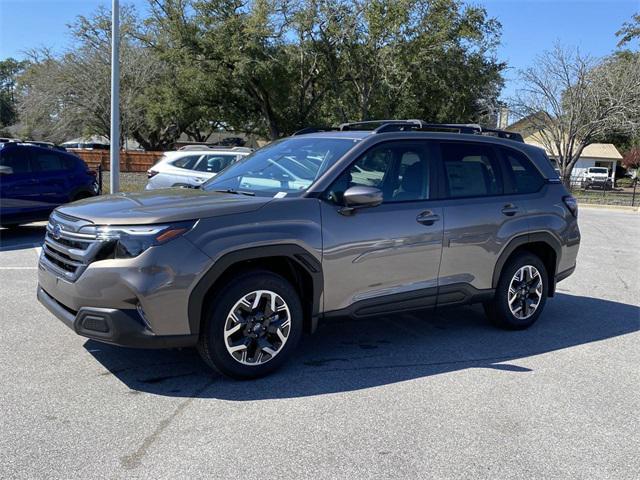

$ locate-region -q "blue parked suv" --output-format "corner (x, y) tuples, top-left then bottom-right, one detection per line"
(0, 143), (98, 227)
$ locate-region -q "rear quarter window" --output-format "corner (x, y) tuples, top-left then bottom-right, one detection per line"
(501, 148), (545, 194)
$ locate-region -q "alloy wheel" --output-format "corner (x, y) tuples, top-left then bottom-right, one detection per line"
(223, 290), (291, 365)
(508, 265), (543, 320)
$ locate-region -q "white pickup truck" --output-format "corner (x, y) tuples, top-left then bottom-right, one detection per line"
(582, 167), (613, 190)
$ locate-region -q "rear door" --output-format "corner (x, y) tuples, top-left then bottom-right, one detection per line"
(165, 154), (204, 187)
(29, 147), (73, 205)
(0, 147), (49, 220)
(436, 141), (528, 301)
(321, 140), (444, 313)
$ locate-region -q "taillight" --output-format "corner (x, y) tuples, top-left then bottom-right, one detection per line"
(87, 170), (97, 177)
(563, 195), (578, 217)
(147, 169), (158, 179)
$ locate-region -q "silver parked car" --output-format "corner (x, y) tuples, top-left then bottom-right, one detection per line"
(37, 120), (580, 379)
(145, 147), (251, 190)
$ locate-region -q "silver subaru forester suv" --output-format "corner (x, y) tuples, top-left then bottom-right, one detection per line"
(37, 121), (580, 379)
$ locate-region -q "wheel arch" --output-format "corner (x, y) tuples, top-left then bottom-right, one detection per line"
(188, 245), (323, 336)
(492, 232), (561, 297)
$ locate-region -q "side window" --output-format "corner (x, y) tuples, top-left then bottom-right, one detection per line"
(62, 155), (78, 170)
(440, 143), (502, 198)
(326, 142), (431, 204)
(172, 155), (201, 169)
(31, 151), (68, 171)
(501, 148), (545, 194)
(0, 150), (31, 173)
(194, 155), (236, 173)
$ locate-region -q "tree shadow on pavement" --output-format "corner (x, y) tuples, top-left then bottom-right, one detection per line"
(0, 223), (46, 252)
(84, 293), (639, 400)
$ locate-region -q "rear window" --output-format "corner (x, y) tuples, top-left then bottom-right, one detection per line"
(501, 148), (545, 194)
(440, 143), (503, 198)
(589, 167), (608, 174)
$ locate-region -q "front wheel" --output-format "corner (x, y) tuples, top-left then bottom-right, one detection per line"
(197, 270), (303, 379)
(485, 253), (548, 330)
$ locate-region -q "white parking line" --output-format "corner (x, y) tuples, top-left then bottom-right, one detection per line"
(0, 267), (38, 270)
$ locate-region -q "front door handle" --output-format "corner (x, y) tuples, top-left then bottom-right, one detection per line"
(417, 210), (440, 226)
(501, 204), (519, 216)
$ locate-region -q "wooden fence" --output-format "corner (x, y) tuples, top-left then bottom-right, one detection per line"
(69, 149), (164, 172)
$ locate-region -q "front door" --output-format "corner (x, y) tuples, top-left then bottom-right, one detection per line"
(320, 140), (444, 314)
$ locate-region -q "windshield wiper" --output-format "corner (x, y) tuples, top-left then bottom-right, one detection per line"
(212, 188), (255, 197)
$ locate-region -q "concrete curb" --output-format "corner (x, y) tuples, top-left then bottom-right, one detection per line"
(578, 203), (639, 212)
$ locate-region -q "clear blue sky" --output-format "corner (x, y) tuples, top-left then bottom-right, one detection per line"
(0, 0), (637, 101)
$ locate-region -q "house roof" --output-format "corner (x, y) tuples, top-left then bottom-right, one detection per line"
(507, 113), (623, 161)
(524, 139), (622, 160)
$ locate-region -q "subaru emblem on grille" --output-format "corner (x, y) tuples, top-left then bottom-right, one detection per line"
(52, 223), (62, 240)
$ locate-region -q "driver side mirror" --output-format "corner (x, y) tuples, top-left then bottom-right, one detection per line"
(340, 186), (383, 215)
(0, 165), (14, 175)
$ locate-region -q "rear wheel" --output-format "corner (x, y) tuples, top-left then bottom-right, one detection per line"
(197, 270), (303, 379)
(485, 252), (548, 330)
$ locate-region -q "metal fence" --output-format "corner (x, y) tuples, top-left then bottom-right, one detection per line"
(568, 175), (638, 207)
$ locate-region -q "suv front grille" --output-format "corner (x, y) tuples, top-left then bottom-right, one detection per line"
(40, 212), (103, 281)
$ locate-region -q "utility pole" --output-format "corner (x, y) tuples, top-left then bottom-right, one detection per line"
(109, 0), (120, 193)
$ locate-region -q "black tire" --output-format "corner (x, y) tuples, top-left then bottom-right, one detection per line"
(197, 270), (303, 379)
(484, 252), (548, 330)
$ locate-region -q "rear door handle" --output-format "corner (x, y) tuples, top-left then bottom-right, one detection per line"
(501, 204), (519, 216)
(416, 210), (440, 226)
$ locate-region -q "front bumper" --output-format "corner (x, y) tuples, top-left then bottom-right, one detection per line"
(37, 286), (198, 348)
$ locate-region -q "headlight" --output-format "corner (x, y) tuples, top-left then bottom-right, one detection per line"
(80, 220), (197, 259)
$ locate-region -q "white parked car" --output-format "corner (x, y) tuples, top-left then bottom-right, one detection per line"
(581, 167), (612, 190)
(146, 147), (251, 190)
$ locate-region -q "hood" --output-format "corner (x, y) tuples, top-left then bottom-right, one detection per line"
(56, 188), (272, 225)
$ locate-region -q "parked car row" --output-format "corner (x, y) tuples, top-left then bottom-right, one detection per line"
(0, 142), (256, 227)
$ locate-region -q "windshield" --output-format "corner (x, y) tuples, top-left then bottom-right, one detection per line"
(589, 168), (608, 174)
(202, 137), (358, 197)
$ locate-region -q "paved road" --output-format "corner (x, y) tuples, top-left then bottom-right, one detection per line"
(1, 208), (638, 479)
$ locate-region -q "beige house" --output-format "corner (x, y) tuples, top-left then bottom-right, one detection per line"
(507, 115), (623, 182)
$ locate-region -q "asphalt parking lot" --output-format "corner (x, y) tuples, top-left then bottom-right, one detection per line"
(1, 207), (638, 479)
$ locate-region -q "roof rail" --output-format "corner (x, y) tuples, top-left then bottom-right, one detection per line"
(292, 126), (338, 136)
(369, 120), (524, 142)
(293, 120), (524, 142)
(339, 119), (423, 131)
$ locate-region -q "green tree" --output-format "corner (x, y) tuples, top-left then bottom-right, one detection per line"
(0, 58), (28, 133)
(147, 0), (504, 139)
(616, 12), (639, 48)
